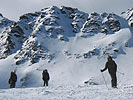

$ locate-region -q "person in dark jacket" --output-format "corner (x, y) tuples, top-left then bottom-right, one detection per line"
(42, 69), (50, 86)
(101, 56), (117, 88)
(8, 71), (17, 88)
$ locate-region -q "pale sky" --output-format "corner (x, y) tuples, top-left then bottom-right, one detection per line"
(0, 0), (132, 21)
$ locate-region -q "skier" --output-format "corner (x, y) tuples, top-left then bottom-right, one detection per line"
(42, 69), (50, 86)
(101, 56), (117, 88)
(8, 71), (17, 88)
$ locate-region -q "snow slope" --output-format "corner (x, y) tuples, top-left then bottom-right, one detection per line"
(0, 84), (133, 100)
(0, 28), (133, 100)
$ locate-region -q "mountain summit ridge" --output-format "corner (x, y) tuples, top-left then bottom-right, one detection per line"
(0, 6), (132, 65)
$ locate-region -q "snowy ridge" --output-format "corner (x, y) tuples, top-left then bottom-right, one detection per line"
(0, 6), (132, 63)
(13, 6), (89, 65)
(11, 6), (133, 64)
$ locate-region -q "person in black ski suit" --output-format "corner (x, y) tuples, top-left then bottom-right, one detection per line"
(101, 56), (117, 88)
(42, 69), (50, 86)
(8, 71), (17, 88)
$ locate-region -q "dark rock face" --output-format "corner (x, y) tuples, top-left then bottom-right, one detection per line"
(122, 8), (133, 27)
(14, 36), (52, 65)
(0, 15), (25, 59)
(82, 12), (121, 35)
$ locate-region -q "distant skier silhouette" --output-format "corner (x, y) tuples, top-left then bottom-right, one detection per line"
(101, 56), (117, 88)
(42, 69), (50, 86)
(8, 70), (17, 88)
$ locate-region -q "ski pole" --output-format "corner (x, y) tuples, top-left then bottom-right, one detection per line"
(101, 72), (109, 90)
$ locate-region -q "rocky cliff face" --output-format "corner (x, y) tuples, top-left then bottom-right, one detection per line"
(0, 6), (132, 65)
(82, 12), (121, 35)
(122, 8), (133, 27)
(0, 14), (25, 59)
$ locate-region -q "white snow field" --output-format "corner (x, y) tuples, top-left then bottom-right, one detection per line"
(0, 84), (133, 100)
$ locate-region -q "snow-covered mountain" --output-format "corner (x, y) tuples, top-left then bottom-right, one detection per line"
(0, 6), (132, 64)
(0, 6), (133, 100)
